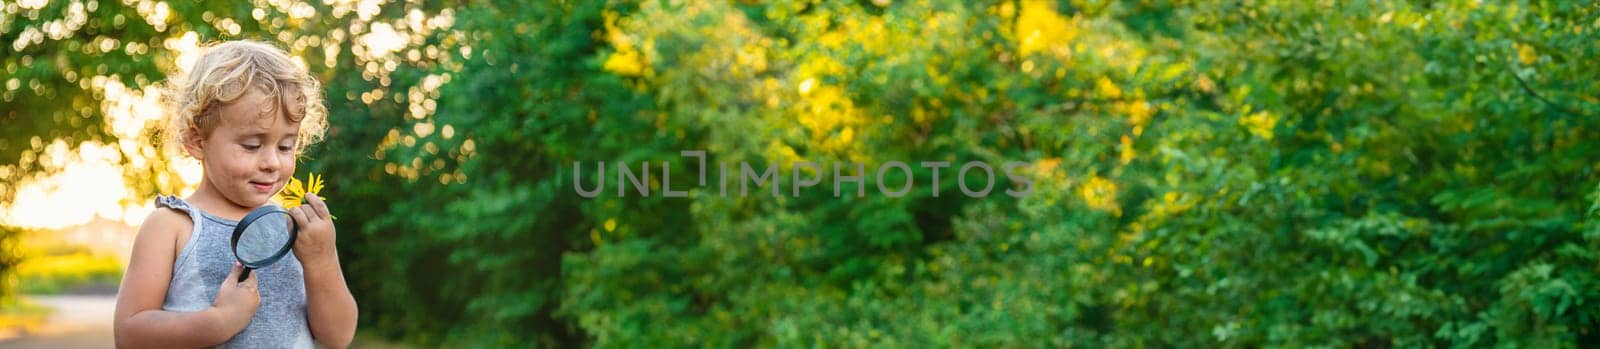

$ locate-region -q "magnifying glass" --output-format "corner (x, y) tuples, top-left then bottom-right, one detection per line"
(231, 205), (298, 282)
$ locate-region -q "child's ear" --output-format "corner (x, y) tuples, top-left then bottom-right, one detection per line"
(182, 126), (206, 160)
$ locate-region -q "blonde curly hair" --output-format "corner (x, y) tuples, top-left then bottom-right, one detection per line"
(162, 40), (328, 156)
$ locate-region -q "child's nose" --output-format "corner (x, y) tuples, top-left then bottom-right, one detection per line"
(259, 152), (282, 171)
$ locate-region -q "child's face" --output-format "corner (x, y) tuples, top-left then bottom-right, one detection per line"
(189, 89), (302, 208)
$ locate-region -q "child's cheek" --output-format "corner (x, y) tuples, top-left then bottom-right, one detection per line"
(283, 160), (296, 182)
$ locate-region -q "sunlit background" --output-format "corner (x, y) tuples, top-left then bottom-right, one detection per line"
(1, 91), (199, 230)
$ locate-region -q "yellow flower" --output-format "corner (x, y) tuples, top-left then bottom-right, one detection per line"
(1078, 175), (1121, 216)
(275, 172), (328, 209)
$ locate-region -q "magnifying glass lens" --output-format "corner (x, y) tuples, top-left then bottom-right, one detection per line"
(238, 212), (293, 264)
(231, 207), (298, 282)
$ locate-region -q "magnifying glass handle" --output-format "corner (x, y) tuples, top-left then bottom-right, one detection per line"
(239, 267), (254, 283)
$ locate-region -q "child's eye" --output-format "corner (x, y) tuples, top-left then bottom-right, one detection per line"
(278, 145), (294, 152)
(242, 144), (262, 150)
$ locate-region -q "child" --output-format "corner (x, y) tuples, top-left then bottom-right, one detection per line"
(113, 40), (357, 348)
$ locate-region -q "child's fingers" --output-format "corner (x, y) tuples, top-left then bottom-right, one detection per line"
(238, 266), (259, 289)
(225, 262), (242, 284)
(225, 262), (256, 289)
(287, 204), (312, 226)
(307, 193), (331, 220)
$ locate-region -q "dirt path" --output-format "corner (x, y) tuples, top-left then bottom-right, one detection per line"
(0, 294), (117, 349)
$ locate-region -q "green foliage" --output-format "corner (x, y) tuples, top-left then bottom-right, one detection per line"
(6, 0), (1600, 347)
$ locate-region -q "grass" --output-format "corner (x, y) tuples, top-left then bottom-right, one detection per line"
(13, 252), (122, 294)
(9, 230), (123, 295)
(0, 297), (52, 340)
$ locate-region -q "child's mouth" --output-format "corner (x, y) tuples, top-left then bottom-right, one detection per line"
(250, 181), (275, 193)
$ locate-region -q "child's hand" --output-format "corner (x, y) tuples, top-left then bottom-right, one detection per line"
(213, 262), (261, 331)
(289, 192), (338, 265)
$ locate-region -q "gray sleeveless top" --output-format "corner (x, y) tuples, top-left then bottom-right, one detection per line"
(156, 195), (315, 348)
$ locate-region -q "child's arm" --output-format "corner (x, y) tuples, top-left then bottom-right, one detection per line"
(292, 193), (359, 349)
(113, 209), (261, 348)
(302, 250), (357, 348)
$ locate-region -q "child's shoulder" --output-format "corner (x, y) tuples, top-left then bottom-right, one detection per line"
(136, 203), (195, 246)
(141, 206), (193, 229)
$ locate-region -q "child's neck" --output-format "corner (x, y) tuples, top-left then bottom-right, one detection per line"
(185, 182), (255, 221)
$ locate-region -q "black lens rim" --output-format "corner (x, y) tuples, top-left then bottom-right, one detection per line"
(230, 205), (299, 269)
